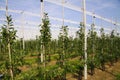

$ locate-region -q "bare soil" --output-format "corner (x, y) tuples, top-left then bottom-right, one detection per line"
(20, 55), (120, 80)
(67, 61), (120, 80)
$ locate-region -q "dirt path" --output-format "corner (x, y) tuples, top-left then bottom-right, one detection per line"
(88, 61), (120, 80)
(66, 61), (120, 80)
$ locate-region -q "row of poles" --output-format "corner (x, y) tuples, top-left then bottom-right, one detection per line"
(5, 0), (87, 79)
(40, 0), (87, 80)
(5, 0), (118, 79)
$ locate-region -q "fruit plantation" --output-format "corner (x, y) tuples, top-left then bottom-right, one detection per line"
(0, 0), (120, 80)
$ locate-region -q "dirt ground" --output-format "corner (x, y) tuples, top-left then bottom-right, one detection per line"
(20, 55), (120, 80)
(67, 61), (120, 80)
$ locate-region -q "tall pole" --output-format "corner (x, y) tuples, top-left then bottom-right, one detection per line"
(92, 12), (95, 54)
(62, 0), (66, 64)
(62, 0), (64, 27)
(6, 0), (13, 80)
(62, 0), (64, 57)
(92, 12), (95, 31)
(21, 11), (25, 50)
(6, 0), (8, 17)
(40, 0), (44, 63)
(114, 18), (117, 36)
(83, 0), (87, 80)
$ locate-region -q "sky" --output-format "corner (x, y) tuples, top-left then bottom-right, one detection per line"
(0, 0), (120, 40)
